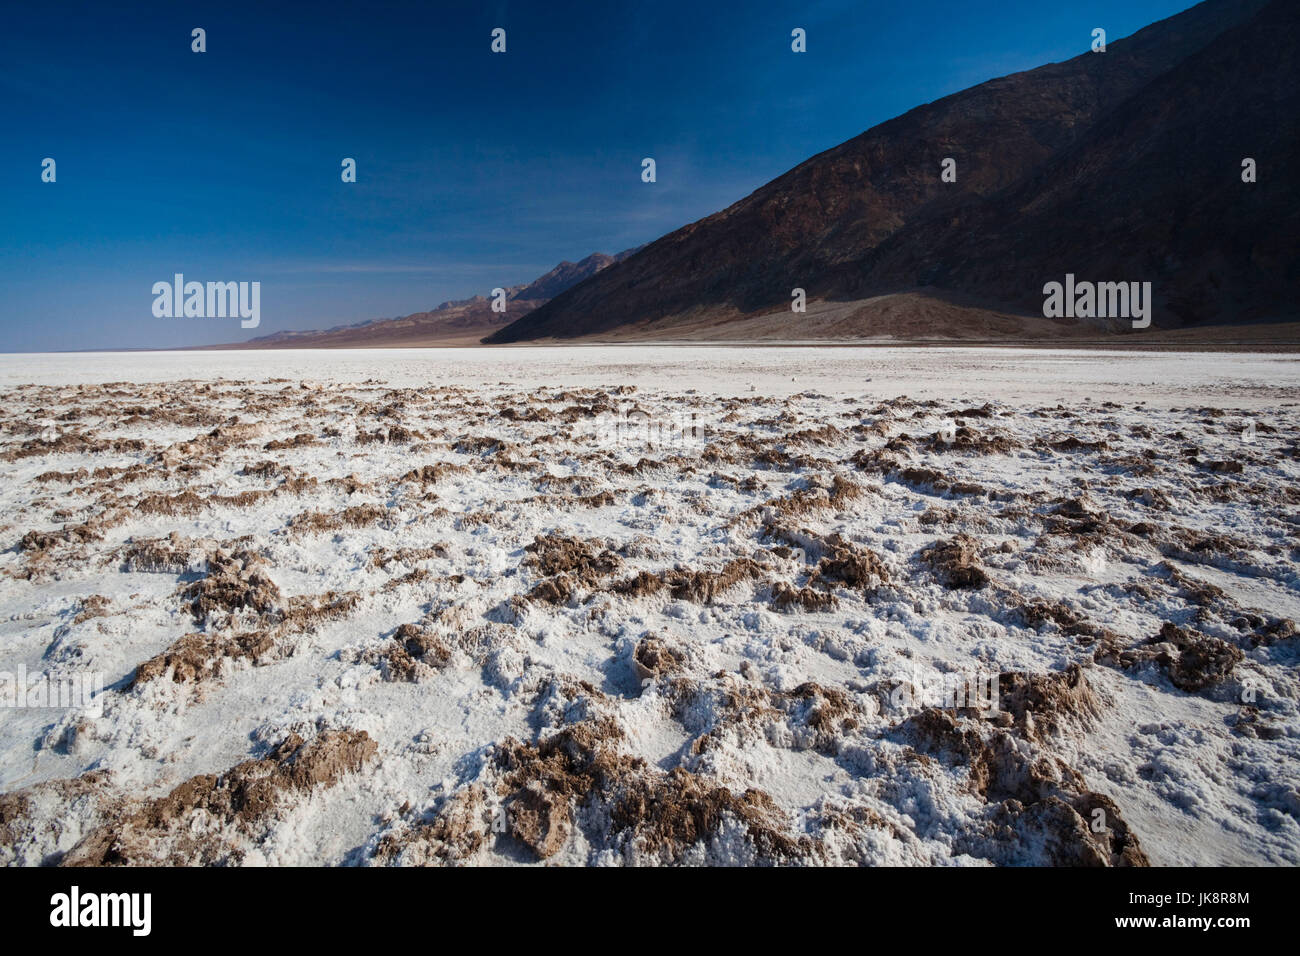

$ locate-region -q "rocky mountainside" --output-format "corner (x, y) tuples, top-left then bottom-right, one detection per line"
(513, 252), (637, 301)
(486, 0), (1296, 343)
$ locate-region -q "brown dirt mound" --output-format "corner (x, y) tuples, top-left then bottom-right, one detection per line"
(665, 557), (765, 604)
(765, 474), (865, 519)
(122, 532), (212, 573)
(1101, 622), (1244, 692)
(181, 549), (281, 623)
(373, 623), (453, 682)
(132, 631), (274, 686)
(523, 534), (623, 604)
(632, 635), (687, 681)
(1045, 497), (1111, 535)
(289, 505), (393, 534)
(63, 730), (377, 866)
(894, 465), (989, 496)
(997, 665), (1104, 742)
(607, 770), (809, 864)
(136, 587), (358, 686)
(371, 785), (490, 866)
(923, 426), (1021, 455)
(898, 709), (1146, 866)
(614, 570), (666, 598)
(494, 717), (811, 864)
(400, 463), (468, 485)
(770, 581), (839, 612)
(776, 682), (862, 753)
(921, 534), (989, 589)
(1043, 437), (1110, 453)
(811, 534), (891, 591)
(0, 771), (116, 866)
(19, 525), (103, 554)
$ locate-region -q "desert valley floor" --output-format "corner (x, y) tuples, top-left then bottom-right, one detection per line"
(0, 346), (1297, 866)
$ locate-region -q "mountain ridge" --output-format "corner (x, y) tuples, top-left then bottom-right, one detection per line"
(218, 248), (639, 349)
(486, 0), (1296, 344)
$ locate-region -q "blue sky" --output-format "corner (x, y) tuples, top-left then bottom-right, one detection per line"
(0, 0), (1195, 350)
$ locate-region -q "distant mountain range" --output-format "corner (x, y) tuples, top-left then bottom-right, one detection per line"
(224, 250), (638, 348)
(486, 0), (1298, 344)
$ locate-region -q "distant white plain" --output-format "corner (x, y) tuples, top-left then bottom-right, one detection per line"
(2, 347), (1297, 407)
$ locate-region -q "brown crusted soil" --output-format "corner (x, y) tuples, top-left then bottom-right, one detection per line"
(921, 534), (989, 589)
(63, 730), (377, 866)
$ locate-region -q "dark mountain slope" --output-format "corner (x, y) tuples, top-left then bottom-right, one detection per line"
(851, 0), (1299, 325)
(486, 0), (1289, 343)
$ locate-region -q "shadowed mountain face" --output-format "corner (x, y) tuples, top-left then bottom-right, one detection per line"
(232, 249), (637, 348)
(487, 0), (1297, 343)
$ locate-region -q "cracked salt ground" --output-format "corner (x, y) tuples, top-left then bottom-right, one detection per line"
(0, 348), (1296, 865)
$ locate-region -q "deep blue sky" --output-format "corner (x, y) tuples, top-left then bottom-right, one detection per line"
(1, 0), (1194, 350)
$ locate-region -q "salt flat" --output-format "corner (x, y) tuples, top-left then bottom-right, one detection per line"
(0, 347), (1295, 866)
(3, 346), (1299, 406)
